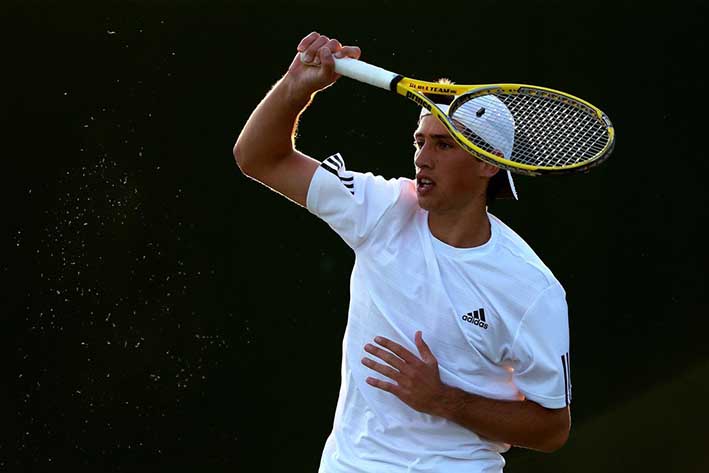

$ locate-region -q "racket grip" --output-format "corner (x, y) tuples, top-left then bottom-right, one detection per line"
(333, 57), (398, 91)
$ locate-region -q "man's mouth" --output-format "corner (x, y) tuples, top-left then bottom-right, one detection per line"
(416, 176), (435, 193)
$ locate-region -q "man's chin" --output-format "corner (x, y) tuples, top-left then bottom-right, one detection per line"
(416, 195), (434, 211)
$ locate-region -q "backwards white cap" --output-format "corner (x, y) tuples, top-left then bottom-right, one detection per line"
(420, 96), (518, 200)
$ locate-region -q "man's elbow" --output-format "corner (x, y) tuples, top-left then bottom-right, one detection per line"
(539, 425), (570, 453)
(233, 139), (253, 176)
(536, 410), (570, 453)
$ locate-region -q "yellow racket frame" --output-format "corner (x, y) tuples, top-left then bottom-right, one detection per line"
(394, 78), (615, 176)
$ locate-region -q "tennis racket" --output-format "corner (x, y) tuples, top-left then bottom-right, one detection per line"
(307, 55), (615, 176)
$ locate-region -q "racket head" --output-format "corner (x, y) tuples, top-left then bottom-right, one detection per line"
(396, 79), (615, 175)
(447, 85), (615, 175)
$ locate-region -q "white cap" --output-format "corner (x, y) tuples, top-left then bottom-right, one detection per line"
(420, 99), (518, 200)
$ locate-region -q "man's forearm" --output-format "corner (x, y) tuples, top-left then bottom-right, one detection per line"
(234, 74), (312, 176)
(434, 385), (570, 453)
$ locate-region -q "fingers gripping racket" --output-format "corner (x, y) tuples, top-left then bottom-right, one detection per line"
(311, 55), (615, 176)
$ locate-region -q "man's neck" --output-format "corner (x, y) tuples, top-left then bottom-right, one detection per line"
(427, 205), (491, 249)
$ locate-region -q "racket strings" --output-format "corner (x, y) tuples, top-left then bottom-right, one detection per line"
(452, 91), (610, 169)
(501, 93), (609, 167)
(545, 101), (606, 165)
(508, 94), (607, 166)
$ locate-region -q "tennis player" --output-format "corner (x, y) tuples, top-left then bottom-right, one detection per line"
(235, 31), (572, 473)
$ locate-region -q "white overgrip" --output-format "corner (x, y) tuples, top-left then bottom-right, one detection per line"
(333, 57), (398, 91)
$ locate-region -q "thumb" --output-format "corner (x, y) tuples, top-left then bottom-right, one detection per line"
(415, 331), (435, 364)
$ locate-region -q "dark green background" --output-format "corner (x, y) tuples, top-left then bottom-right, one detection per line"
(3, 0), (708, 471)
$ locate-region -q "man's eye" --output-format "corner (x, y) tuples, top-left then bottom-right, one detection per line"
(439, 142), (453, 150)
(413, 141), (424, 149)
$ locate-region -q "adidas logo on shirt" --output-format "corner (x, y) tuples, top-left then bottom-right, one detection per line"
(462, 308), (488, 329)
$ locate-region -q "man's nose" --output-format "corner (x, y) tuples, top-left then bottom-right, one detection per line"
(414, 144), (433, 169)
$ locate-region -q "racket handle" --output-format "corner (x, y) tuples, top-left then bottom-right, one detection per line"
(333, 57), (399, 91)
(299, 53), (399, 91)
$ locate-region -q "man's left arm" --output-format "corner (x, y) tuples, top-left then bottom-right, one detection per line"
(434, 381), (570, 453)
(361, 332), (570, 453)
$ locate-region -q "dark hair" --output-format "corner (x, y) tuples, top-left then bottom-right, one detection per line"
(423, 79), (507, 203)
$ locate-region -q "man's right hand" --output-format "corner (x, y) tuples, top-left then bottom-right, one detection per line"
(235, 32), (360, 208)
(285, 32), (361, 99)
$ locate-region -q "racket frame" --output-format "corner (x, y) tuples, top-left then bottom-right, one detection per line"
(331, 57), (615, 176)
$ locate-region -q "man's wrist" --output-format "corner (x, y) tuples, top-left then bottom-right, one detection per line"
(432, 384), (470, 420)
(279, 73), (316, 111)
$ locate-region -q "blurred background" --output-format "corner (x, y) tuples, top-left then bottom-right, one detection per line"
(2, 0), (708, 471)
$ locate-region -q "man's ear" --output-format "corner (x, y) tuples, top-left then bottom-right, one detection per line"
(479, 159), (502, 178)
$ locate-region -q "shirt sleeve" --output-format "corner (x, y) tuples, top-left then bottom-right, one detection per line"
(306, 153), (403, 250)
(511, 282), (572, 409)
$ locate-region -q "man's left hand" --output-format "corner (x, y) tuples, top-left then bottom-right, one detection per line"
(361, 331), (446, 415)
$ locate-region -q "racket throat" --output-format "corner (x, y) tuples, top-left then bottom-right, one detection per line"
(389, 74), (404, 92)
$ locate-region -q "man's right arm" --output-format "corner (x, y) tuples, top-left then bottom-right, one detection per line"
(233, 32), (361, 207)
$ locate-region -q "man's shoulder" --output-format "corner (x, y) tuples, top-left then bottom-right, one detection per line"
(317, 154), (415, 203)
(359, 175), (420, 240)
(357, 173), (417, 214)
(489, 214), (562, 291)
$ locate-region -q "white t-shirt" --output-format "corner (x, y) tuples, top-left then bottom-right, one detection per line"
(307, 153), (571, 473)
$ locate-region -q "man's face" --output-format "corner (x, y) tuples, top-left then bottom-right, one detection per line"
(413, 115), (490, 213)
